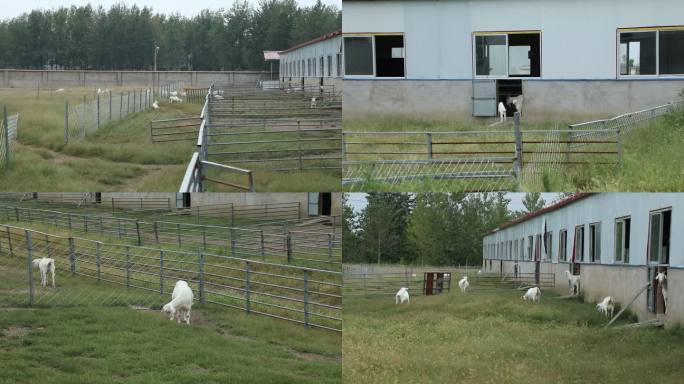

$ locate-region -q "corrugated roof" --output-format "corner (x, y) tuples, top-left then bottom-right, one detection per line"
(279, 31), (342, 54)
(485, 193), (594, 236)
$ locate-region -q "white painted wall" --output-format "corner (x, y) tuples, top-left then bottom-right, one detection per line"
(343, 0), (684, 79)
(280, 36), (343, 78)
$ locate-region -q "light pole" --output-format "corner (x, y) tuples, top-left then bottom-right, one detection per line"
(154, 45), (160, 72)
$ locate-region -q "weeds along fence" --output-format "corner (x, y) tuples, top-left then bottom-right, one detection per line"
(0, 106), (19, 168)
(180, 85), (342, 192)
(0, 205), (342, 271)
(64, 88), (152, 144)
(343, 113), (621, 191)
(0, 225), (342, 332)
(343, 270), (555, 297)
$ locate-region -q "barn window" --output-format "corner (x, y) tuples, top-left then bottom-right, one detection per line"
(574, 225), (585, 262)
(475, 31), (541, 78)
(336, 52), (343, 76)
(589, 223), (601, 263)
(619, 27), (684, 76)
(514, 239), (519, 260)
(320, 56), (325, 77)
(615, 217), (631, 263)
(558, 229), (567, 262)
(527, 235), (533, 260)
(344, 36), (374, 75)
(327, 55), (333, 77)
(375, 35), (405, 77)
(544, 231), (552, 260)
(648, 209), (671, 264)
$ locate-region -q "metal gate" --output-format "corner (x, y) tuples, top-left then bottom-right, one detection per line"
(472, 79), (497, 117)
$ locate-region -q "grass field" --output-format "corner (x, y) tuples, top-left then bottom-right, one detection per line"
(343, 107), (684, 192)
(343, 288), (684, 384)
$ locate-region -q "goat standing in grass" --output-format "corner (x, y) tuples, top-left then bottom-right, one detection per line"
(396, 287), (410, 305)
(564, 270), (580, 296)
(162, 280), (194, 324)
(32, 258), (55, 288)
(498, 102), (507, 122)
(507, 95), (524, 116)
(522, 286), (541, 304)
(656, 272), (668, 311)
(458, 276), (469, 293)
(596, 296), (614, 319)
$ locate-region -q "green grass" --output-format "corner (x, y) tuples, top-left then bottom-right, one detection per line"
(343, 288), (684, 383)
(344, 110), (684, 192)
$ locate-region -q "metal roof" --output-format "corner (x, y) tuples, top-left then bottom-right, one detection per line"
(279, 31), (342, 54)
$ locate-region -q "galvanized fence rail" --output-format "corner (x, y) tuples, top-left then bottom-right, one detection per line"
(156, 81), (184, 100)
(64, 88), (152, 144)
(0, 225), (342, 332)
(0, 106), (19, 168)
(0, 205), (341, 271)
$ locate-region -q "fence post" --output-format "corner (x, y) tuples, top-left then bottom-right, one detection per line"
(96, 242), (101, 282)
(100, 217), (104, 236)
(6, 226), (13, 255)
(154, 222), (159, 244)
(230, 203), (235, 227)
(426, 133), (433, 159)
(96, 93), (100, 130)
(328, 233), (333, 259)
(109, 90), (112, 122)
(64, 101), (69, 144)
(3, 105), (9, 165)
(177, 223), (182, 247)
(84, 215), (88, 233)
(133, 90), (137, 113)
(120, 92), (123, 118)
(125, 246), (131, 288)
(198, 250), (205, 304)
(303, 269), (310, 329)
(68, 237), (76, 275)
(245, 261), (251, 314)
(513, 112), (523, 178)
(566, 125), (573, 164)
(231, 228), (236, 257)
(117, 218), (122, 239)
(286, 232), (292, 264)
(341, 132), (346, 161)
(26, 230), (34, 305)
(260, 230), (265, 260)
(159, 250), (165, 295)
(135, 221), (141, 246)
(616, 129), (623, 168)
(68, 213), (72, 231)
(297, 120), (303, 170)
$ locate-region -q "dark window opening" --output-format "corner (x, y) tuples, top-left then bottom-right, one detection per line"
(620, 32), (656, 75)
(319, 193), (332, 216)
(95, 192), (102, 204)
(375, 35), (405, 77)
(659, 30), (684, 74)
(508, 33), (541, 77)
(344, 36), (374, 75)
(497, 79), (522, 117)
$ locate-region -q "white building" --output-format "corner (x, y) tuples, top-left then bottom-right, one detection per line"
(342, 0), (684, 120)
(482, 193), (683, 326)
(279, 31), (343, 90)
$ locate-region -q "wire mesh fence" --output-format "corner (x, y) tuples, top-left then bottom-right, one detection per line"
(0, 225), (342, 332)
(0, 106), (19, 168)
(0, 204), (342, 271)
(64, 88), (152, 144)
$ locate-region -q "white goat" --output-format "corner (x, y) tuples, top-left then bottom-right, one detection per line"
(169, 91), (178, 97)
(169, 95), (183, 103)
(310, 97), (317, 108)
(31, 257), (55, 288)
(498, 102), (507, 122)
(596, 296), (614, 319)
(395, 287), (410, 305)
(656, 272), (668, 310)
(97, 88), (103, 94)
(458, 276), (469, 293)
(477, 270), (483, 275)
(161, 280), (194, 324)
(152, 101), (159, 110)
(55, 88), (65, 93)
(564, 270), (581, 296)
(522, 286), (541, 303)
(507, 95), (524, 116)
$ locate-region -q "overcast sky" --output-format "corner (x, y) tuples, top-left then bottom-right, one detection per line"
(346, 193), (562, 214)
(0, 0), (341, 20)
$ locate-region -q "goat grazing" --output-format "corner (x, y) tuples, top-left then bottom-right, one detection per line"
(161, 280), (194, 324)
(31, 258), (55, 288)
(656, 272), (668, 310)
(55, 88), (65, 93)
(152, 101), (159, 110)
(522, 287), (541, 303)
(498, 102), (507, 122)
(596, 296), (614, 319)
(458, 276), (469, 293)
(169, 95), (183, 103)
(395, 287), (410, 305)
(564, 271), (581, 296)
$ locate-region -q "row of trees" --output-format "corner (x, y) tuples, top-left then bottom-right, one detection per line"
(343, 193), (553, 267)
(0, 0), (340, 71)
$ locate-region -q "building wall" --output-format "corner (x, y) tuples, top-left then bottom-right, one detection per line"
(482, 193), (684, 326)
(1, 70), (269, 88)
(279, 37), (343, 79)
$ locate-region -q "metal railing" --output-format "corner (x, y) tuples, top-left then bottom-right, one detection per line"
(64, 88), (152, 144)
(0, 224), (342, 332)
(0, 204), (341, 271)
(0, 106), (19, 168)
(156, 81), (184, 100)
(150, 116), (202, 142)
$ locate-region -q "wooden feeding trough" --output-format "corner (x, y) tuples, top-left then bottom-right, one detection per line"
(423, 272), (452, 295)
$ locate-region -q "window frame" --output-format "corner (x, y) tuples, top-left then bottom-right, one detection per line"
(589, 222), (601, 263)
(472, 30), (542, 80)
(343, 33), (406, 79)
(647, 207), (672, 265)
(614, 216), (631, 264)
(574, 225), (585, 262)
(558, 229), (568, 263)
(617, 26), (684, 78)
(544, 231), (552, 261)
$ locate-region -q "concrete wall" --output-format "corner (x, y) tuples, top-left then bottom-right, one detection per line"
(1, 70), (269, 89)
(343, 79), (684, 121)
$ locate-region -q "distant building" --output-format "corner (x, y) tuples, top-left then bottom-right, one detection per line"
(342, 0), (684, 120)
(482, 193), (683, 326)
(279, 31), (343, 89)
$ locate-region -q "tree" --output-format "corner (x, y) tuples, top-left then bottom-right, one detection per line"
(522, 192), (546, 213)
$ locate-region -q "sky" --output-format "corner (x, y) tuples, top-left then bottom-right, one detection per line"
(346, 193), (562, 214)
(0, 0), (341, 20)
